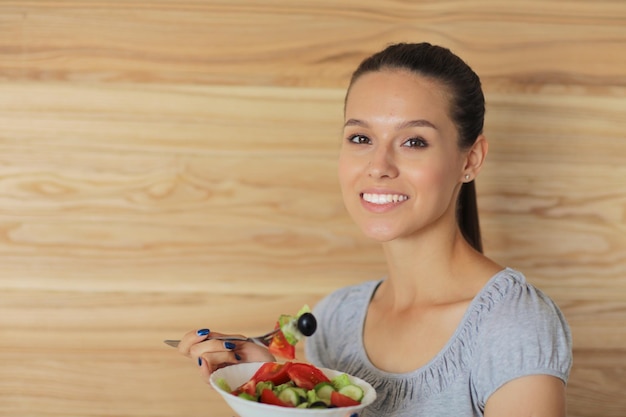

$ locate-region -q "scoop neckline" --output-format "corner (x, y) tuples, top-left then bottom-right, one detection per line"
(357, 267), (515, 379)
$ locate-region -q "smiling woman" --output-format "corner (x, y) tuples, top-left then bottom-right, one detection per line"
(175, 43), (573, 417)
(308, 43), (572, 417)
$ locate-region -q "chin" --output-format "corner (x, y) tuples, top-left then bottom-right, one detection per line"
(359, 224), (399, 243)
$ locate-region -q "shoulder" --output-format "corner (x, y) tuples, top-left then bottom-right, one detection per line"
(469, 268), (573, 408)
(476, 268), (570, 332)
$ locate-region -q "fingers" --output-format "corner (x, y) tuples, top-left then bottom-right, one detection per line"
(197, 344), (242, 378)
(175, 328), (275, 384)
(179, 330), (245, 382)
(177, 328), (212, 357)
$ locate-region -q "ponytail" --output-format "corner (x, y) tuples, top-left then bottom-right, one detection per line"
(458, 181), (482, 253)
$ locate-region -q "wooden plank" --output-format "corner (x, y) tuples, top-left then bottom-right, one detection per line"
(0, 1), (624, 89)
(0, 82), (345, 153)
(0, 2), (625, 416)
(567, 349), (626, 417)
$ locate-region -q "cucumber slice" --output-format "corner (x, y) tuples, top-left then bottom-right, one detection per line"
(306, 389), (321, 405)
(238, 392), (257, 402)
(338, 384), (364, 402)
(214, 377), (231, 393)
(255, 381), (274, 397)
(292, 387), (307, 398)
(279, 305), (314, 345)
(277, 387), (303, 406)
(331, 373), (352, 391)
(274, 382), (294, 393)
(314, 382), (336, 401)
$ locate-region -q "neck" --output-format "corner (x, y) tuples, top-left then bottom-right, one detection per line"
(378, 227), (490, 309)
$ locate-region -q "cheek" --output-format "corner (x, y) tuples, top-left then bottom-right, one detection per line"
(408, 162), (457, 198)
(408, 162), (445, 184)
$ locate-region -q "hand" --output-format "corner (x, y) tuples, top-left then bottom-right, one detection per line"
(177, 328), (276, 383)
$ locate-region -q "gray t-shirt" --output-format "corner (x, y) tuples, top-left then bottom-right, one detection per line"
(305, 268), (572, 417)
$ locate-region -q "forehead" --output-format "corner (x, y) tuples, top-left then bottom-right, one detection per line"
(345, 69), (452, 119)
(344, 69), (451, 125)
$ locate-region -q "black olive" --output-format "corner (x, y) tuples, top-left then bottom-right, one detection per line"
(309, 401), (328, 409)
(297, 312), (317, 337)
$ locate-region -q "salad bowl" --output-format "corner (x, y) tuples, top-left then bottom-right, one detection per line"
(209, 362), (376, 417)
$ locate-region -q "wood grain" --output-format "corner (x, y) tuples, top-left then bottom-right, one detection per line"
(1, 1), (625, 416)
(1, 1), (625, 89)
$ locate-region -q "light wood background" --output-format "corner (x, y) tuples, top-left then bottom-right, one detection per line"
(1, 1), (625, 416)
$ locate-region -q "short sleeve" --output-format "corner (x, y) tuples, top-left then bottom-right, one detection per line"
(470, 273), (573, 409)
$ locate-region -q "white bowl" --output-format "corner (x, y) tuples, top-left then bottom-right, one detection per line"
(209, 362), (376, 417)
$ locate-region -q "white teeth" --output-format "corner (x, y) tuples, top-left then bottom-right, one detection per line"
(362, 193), (408, 204)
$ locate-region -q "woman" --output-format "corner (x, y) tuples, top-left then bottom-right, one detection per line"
(177, 42), (573, 416)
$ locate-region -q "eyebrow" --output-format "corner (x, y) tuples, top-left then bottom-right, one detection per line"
(344, 118), (437, 130)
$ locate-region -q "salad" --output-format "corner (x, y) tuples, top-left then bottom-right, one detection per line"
(215, 361), (365, 409)
(268, 305), (317, 360)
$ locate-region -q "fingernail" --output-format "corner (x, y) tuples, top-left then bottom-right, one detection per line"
(235, 353), (242, 361)
(196, 328), (210, 336)
(197, 357), (202, 366)
(224, 341), (236, 350)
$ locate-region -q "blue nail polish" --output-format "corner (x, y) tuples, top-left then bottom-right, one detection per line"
(196, 328), (210, 336)
(197, 357), (202, 366)
(235, 353), (242, 361)
(224, 341), (236, 350)
(350, 414), (359, 417)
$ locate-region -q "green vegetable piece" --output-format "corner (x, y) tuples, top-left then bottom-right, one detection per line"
(255, 381), (274, 397)
(314, 382), (336, 401)
(331, 373), (352, 391)
(274, 382), (293, 393)
(279, 305), (313, 346)
(292, 387), (307, 398)
(238, 392), (257, 402)
(277, 387), (302, 407)
(338, 384), (364, 402)
(215, 377), (231, 393)
(306, 389), (320, 404)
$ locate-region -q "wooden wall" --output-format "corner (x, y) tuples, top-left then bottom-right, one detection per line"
(1, 2), (625, 416)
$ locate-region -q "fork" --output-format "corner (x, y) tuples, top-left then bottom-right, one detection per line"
(163, 328), (280, 349)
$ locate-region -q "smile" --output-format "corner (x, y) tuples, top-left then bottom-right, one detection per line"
(361, 193), (409, 204)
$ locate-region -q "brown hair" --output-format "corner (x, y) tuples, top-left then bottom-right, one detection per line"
(346, 42), (485, 252)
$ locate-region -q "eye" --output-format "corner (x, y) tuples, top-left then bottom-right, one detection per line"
(402, 137), (428, 148)
(347, 134), (371, 145)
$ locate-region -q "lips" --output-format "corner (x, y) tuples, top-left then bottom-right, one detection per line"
(361, 192), (409, 205)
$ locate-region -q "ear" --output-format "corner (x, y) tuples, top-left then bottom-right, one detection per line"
(461, 135), (488, 182)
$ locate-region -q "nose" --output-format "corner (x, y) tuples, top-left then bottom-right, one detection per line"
(368, 145), (398, 179)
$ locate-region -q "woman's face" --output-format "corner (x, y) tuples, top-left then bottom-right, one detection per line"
(338, 69), (468, 242)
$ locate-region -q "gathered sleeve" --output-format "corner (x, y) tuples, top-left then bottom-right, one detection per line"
(470, 273), (573, 409)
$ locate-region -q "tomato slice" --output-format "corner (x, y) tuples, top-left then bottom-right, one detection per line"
(250, 361), (293, 385)
(286, 362), (331, 390)
(260, 388), (293, 407)
(330, 390), (361, 407)
(267, 323), (296, 360)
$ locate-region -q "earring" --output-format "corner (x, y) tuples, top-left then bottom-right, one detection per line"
(464, 174), (470, 180)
